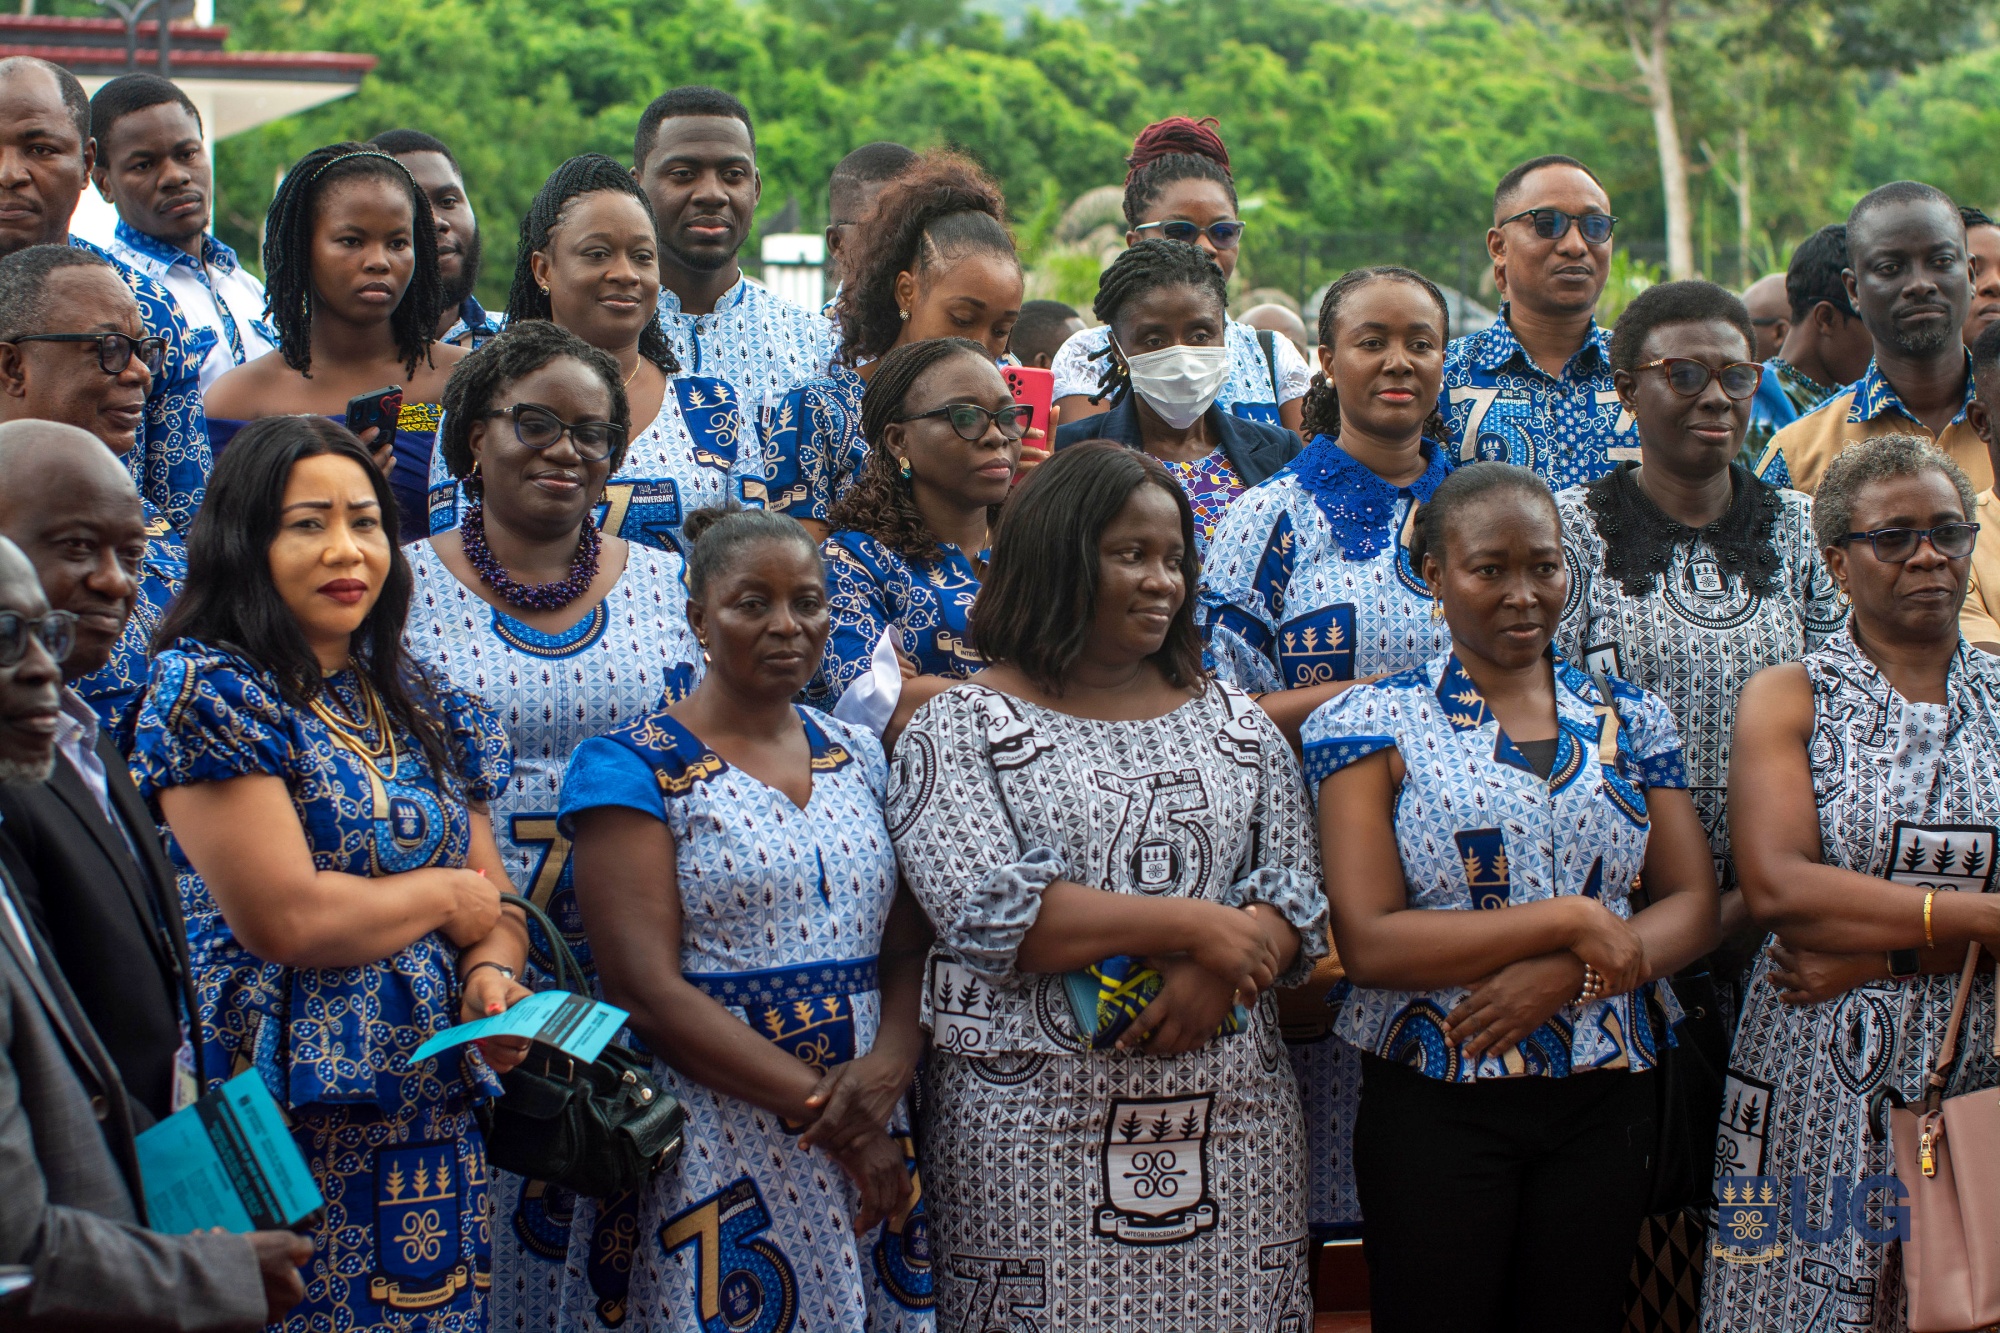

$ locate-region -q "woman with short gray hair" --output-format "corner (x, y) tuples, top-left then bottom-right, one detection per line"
(1705, 434), (2000, 1331)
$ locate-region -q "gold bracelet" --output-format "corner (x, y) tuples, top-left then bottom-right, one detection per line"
(1924, 889), (1937, 949)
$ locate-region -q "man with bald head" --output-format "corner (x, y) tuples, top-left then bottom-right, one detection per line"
(1772, 180), (1987, 494)
(0, 421), (196, 1127)
(1742, 272), (1790, 361)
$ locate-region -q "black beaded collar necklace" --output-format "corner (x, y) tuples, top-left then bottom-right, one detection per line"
(1583, 461), (1783, 598)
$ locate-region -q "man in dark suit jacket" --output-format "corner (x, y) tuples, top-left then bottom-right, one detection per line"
(0, 421), (196, 1122)
(0, 530), (306, 1329)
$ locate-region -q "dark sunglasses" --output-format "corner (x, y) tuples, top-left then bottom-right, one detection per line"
(1632, 357), (1764, 401)
(1133, 220), (1246, 249)
(10, 332), (167, 377)
(1836, 523), (1979, 563)
(0, 609), (75, 668)
(896, 402), (1033, 441)
(482, 404), (625, 462)
(1498, 208), (1618, 244)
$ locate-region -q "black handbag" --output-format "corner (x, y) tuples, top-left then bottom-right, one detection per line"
(1644, 966), (1731, 1215)
(472, 894), (686, 1198)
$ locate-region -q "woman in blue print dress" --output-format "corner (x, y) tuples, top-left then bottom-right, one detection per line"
(1303, 462), (1720, 1333)
(763, 152), (1023, 539)
(813, 338), (1026, 742)
(557, 510), (932, 1333)
(131, 416), (536, 1332)
(426, 156), (757, 554)
(1198, 266), (1455, 1246)
(407, 322), (706, 1331)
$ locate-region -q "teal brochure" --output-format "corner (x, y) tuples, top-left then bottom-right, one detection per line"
(135, 1072), (324, 1234)
(409, 988), (627, 1065)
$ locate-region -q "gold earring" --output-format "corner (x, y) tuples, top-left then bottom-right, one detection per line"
(1837, 586), (1851, 606)
(898, 308), (909, 321)
(1430, 598), (1444, 622)
(899, 457), (912, 479)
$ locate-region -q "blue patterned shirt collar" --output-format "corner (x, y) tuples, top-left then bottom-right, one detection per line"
(442, 294), (502, 345)
(1844, 353), (1976, 429)
(1469, 302), (1612, 381)
(658, 273), (751, 316)
(111, 217), (240, 275)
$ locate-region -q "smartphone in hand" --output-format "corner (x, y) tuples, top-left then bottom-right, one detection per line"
(343, 385), (404, 438)
(1002, 365), (1054, 436)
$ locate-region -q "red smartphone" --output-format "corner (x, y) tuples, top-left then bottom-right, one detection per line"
(344, 385), (404, 438)
(1002, 364), (1054, 438)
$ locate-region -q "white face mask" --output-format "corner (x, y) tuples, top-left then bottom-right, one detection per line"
(1117, 340), (1230, 430)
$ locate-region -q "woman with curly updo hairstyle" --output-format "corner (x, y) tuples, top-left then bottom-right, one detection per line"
(1049, 115), (1312, 434)
(764, 150), (1024, 539)
(812, 336), (1026, 746)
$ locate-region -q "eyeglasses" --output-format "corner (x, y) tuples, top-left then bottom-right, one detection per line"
(1836, 523), (1979, 563)
(1631, 357), (1764, 401)
(1133, 220), (1246, 249)
(9, 332), (167, 377)
(895, 402), (1034, 441)
(482, 404), (625, 462)
(0, 610), (75, 668)
(1498, 209), (1618, 244)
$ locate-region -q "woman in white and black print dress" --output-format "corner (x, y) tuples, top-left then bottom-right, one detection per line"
(1706, 436), (2000, 1333)
(888, 442), (1326, 1333)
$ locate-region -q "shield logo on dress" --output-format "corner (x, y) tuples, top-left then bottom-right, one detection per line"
(1888, 822), (1997, 894)
(1133, 839), (1179, 889)
(369, 1142), (472, 1310)
(1687, 555), (1726, 597)
(1711, 1176), (1785, 1264)
(1095, 1095), (1218, 1245)
(371, 784), (447, 875)
(389, 795), (427, 850)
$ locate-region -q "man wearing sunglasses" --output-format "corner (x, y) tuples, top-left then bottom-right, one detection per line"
(0, 244), (187, 736)
(0, 58), (210, 535)
(1957, 320), (2000, 654)
(1770, 181), (1989, 497)
(1441, 154), (1656, 489)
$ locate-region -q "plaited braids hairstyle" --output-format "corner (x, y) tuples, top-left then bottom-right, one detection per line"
(1088, 238), (1228, 405)
(506, 154), (681, 375)
(833, 150), (1015, 369)
(1122, 116), (1235, 230)
(436, 319), (633, 500)
(830, 337), (995, 564)
(262, 143), (442, 377)
(1300, 266), (1452, 443)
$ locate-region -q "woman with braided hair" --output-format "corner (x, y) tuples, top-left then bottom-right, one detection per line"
(812, 337), (1025, 743)
(204, 142), (464, 543)
(425, 154), (754, 556)
(1198, 265), (1456, 1249)
(1050, 116), (1311, 433)
(763, 150), (1026, 539)
(1051, 239), (1299, 558)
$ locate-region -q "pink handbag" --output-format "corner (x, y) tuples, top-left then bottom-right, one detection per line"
(1890, 942), (2000, 1332)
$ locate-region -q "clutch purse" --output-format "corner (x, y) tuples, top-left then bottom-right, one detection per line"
(1063, 955), (1249, 1050)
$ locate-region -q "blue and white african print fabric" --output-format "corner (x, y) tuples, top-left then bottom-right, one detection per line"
(761, 364), (867, 523)
(428, 376), (757, 554)
(131, 640), (512, 1331)
(107, 220), (277, 393)
(441, 295), (505, 350)
(1439, 305), (1639, 489)
(815, 531), (983, 710)
(72, 236), (212, 533)
(888, 682), (1322, 1330)
(656, 276), (840, 414)
(74, 498), (183, 745)
(555, 706), (931, 1333)
(1202, 435), (1452, 694)
(404, 540), (702, 1333)
(1302, 650), (1686, 1082)
(1049, 318), (1308, 426)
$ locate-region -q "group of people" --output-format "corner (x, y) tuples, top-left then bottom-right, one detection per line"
(0, 44), (1996, 1333)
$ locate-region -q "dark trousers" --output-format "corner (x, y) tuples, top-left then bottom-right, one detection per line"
(1354, 1053), (1658, 1333)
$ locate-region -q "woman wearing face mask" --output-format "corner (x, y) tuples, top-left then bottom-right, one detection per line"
(765, 152), (1026, 540)
(1051, 117), (1310, 433)
(204, 143), (464, 544)
(1052, 240), (1299, 559)
(425, 155), (756, 555)
(813, 338), (1022, 744)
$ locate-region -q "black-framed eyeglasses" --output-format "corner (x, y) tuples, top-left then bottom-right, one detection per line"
(1133, 219), (1246, 249)
(482, 404), (625, 462)
(1836, 523), (1979, 563)
(895, 402), (1033, 441)
(0, 609), (75, 668)
(1498, 208), (1618, 244)
(9, 332), (167, 377)
(1632, 357), (1764, 401)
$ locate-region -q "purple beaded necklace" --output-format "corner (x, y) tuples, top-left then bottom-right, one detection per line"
(460, 503), (601, 611)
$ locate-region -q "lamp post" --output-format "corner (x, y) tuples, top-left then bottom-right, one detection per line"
(85, 0), (175, 74)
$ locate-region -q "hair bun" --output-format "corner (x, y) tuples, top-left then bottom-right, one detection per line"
(1125, 116), (1230, 181)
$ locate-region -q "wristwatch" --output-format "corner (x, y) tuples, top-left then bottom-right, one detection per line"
(1887, 949), (1920, 980)
(465, 960), (516, 983)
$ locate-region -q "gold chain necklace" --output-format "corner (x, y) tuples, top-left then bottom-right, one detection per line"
(309, 669), (401, 785)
